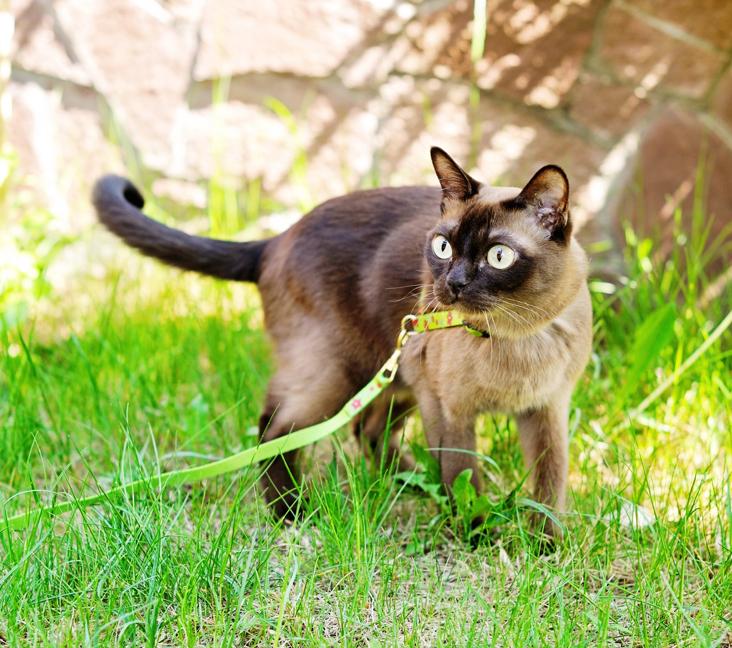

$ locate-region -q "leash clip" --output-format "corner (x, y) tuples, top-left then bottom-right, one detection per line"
(379, 348), (401, 383)
(380, 314), (418, 383)
(397, 314), (417, 349)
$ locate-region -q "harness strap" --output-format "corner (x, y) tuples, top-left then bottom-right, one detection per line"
(2, 309), (487, 532)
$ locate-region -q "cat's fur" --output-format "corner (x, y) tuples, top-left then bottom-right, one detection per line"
(93, 148), (592, 534)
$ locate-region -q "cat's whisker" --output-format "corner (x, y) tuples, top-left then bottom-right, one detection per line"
(500, 303), (544, 321)
(417, 297), (434, 314)
(419, 295), (438, 314)
(389, 286), (427, 303)
(388, 281), (437, 305)
(483, 312), (492, 336)
(503, 305), (533, 329)
(420, 286), (438, 313)
(487, 309), (499, 339)
(494, 302), (531, 330)
(501, 303), (540, 325)
(391, 283), (429, 293)
(495, 298), (549, 326)
(385, 282), (430, 291)
(499, 296), (553, 320)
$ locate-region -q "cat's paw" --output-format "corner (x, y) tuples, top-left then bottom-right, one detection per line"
(527, 513), (563, 554)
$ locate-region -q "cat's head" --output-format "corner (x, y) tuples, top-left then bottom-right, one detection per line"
(425, 147), (585, 336)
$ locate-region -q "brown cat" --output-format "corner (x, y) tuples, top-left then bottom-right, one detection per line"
(93, 147), (592, 535)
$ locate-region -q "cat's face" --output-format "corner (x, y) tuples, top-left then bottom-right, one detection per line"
(425, 147), (575, 333)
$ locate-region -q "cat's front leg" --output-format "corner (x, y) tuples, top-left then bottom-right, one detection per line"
(515, 391), (571, 537)
(415, 386), (480, 495)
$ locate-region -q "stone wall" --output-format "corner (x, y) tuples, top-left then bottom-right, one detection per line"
(8, 0), (732, 271)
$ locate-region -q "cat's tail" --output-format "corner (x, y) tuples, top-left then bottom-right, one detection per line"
(92, 175), (268, 282)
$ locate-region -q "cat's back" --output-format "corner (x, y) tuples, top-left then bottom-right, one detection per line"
(260, 185), (440, 289)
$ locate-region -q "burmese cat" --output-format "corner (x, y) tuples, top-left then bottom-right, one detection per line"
(93, 148), (592, 535)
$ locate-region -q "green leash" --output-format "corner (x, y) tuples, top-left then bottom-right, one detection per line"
(2, 311), (488, 532)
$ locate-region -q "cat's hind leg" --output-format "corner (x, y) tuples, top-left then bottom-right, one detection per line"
(258, 352), (355, 520)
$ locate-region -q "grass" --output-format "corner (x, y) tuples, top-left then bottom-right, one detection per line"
(1, 193), (731, 646)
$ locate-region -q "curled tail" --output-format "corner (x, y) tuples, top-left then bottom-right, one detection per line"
(92, 175), (269, 282)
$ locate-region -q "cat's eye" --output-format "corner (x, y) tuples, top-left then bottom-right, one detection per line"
(486, 244), (516, 269)
(431, 235), (452, 260)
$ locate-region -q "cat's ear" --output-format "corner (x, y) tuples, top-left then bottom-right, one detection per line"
(517, 165), (570, 240)
(430, 147), (481, 203)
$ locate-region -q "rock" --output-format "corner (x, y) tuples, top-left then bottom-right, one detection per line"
(628, 0), (732, 50)
(54, 0), (201, 171)
(711, 70), (732, 133)
(394, 0), (473, 79)
(171, 82), (380, 208)
(374, 77), (472, 187)
(568, 73), (650, 141)
(7, 81), (123, 230)
(10, 0), (33, 13)
(395, 0), (603, 109)
(170, 100), (293, 189)
(12, 0), (91, 85)
(151, 178), (207, 210)
(598, 5), (724, 99)
(477, 0), (602, 109)
(617, 109), (732, 268)
(338, 40), (412, 89)
(194, 0), (384, 80)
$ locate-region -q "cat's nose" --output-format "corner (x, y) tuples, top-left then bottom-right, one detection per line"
(446, 267), (470, 296)
(447, 276), (468, 295)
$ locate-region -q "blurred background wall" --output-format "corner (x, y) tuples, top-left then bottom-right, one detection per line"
(6, 0), (732, 274)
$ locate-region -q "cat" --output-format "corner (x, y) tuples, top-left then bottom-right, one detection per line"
(92, 147), (592, 536)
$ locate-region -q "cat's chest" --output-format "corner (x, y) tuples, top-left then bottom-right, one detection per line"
(403, 324), (574, 415)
